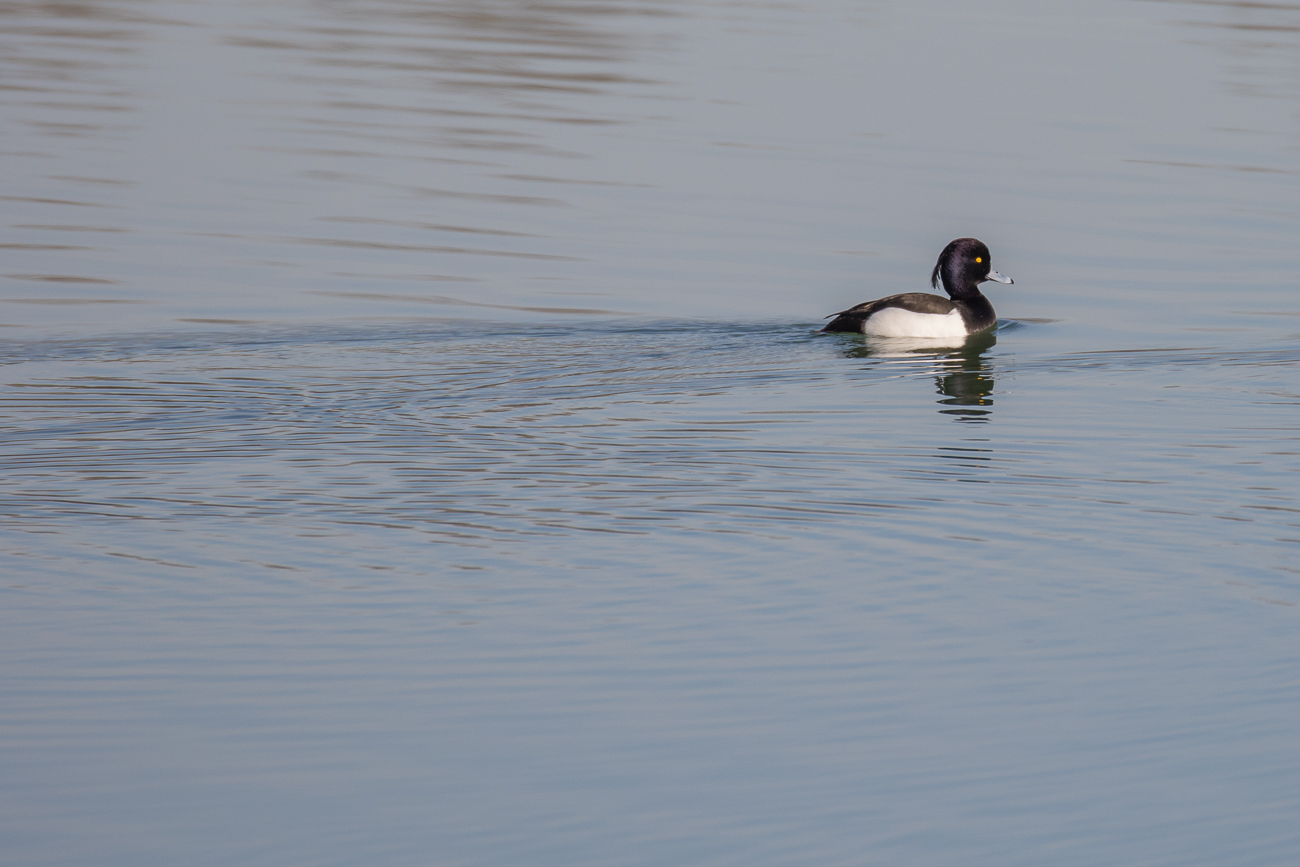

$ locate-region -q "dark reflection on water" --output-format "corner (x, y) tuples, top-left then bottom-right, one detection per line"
(828, 329), (999, 422)
(933, 332), (997, 421)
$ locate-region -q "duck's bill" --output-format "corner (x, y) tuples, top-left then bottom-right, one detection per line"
(985, 270), (1013, 284)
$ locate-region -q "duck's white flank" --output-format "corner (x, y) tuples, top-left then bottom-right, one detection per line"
(861, 307), (966, 338)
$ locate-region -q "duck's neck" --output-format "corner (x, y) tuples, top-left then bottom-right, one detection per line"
(937, 263), (982, 300)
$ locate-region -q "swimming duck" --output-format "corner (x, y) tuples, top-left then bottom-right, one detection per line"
(822, 238), (1013, 337)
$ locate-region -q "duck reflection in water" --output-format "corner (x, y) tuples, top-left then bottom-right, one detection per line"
(836, 329), (998, 422)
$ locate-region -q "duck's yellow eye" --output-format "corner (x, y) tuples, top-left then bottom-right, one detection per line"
(975, 257), (982, 263)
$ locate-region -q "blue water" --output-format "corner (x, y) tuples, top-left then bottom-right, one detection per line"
(3, 0), (1300, 865)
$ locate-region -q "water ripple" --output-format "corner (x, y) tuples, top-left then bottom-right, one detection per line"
(2, 322), (1297, 577)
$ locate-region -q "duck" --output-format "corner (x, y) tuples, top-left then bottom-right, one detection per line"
(822, 238), (1013, 337)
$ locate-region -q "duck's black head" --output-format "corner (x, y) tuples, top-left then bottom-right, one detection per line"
(930, 238), (1013, 299)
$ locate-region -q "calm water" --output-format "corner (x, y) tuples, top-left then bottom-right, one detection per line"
(3, 1), (1300, 865)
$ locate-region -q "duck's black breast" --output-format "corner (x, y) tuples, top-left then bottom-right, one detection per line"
(955, 294), (996, 333)
(822, 292), (958, 333)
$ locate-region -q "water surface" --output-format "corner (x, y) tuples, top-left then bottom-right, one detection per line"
(2, 1), (1300, 865)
